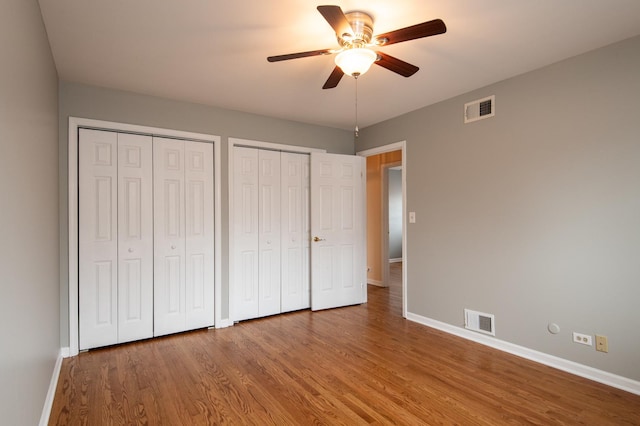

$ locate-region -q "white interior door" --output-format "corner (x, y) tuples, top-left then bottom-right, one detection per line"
(79, 129), (119, 349)
(281, 152), (310, 312)
(258, 149), (281, 316)
(233, 147), (259, 321)
(310, 152), (366, 311)
(153, 137), (187, 336)
(184, 141), (215, 329)
(117, 133), (153, 343)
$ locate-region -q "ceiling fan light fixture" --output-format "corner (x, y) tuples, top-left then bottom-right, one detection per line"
(267, 6), (447, 89)
(335, 48), (377, 77)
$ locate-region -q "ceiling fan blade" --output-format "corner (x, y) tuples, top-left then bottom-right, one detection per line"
(322, 66), (345, 89)
(267, 49), (334, 62)
(317, 5), (354, 38)
(375, 19), (446, 46)
(374, 52), (419, 77)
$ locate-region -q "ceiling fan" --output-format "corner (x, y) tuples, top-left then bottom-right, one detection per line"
(267, 5), (446, 89)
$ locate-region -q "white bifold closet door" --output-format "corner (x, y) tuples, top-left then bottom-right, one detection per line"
(153, 137), (215, 336)
(233, 147), (259, 320)
(79, 129), (153, 350)
(233, 148), (311, 320)
(233, 148), (365, 321)
(281, 152), (311, 312)
(233, 147), (282, 320)
(258, 149), (282, 316)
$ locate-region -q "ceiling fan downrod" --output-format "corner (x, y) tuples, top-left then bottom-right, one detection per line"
(354, 75), (360, 138)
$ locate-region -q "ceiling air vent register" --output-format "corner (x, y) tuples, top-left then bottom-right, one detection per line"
(464, 95), (495, 123)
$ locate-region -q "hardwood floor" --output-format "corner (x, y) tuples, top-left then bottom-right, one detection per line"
(51, 265), (640, 425)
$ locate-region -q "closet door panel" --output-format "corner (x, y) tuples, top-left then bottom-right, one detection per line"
(154, 137), (186, 336)
(258, 149), (281, 317)
(117, 133), (153, 343)
(233, 147), (259, 321)
(184, 141), (215, 329)
(281, 153), (310, 312)
(301, 157), (311, 309)
(79, 129), (118, 350)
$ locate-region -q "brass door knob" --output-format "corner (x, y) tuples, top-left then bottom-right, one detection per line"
(313, 236), (325, 242)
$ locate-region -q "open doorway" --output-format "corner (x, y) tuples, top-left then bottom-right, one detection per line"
(366, 152), (401, 288)
(358, 142), (406, 317)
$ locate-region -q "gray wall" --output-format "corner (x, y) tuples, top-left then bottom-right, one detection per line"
(388, 169), (403, 260)
(58, 81), (354, 346)
(357, 35), (640, 381)
(0, 0), (60, 423)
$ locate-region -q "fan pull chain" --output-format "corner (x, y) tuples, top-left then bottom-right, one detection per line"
(354, 75), (359, 138)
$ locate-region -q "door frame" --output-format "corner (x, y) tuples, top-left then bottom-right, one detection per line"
(67, 117), (221, 357)
(357, 141), (407, 317)
(227, 138), (325, 322)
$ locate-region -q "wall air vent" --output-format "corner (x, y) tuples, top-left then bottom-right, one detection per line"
(464, 309), (495, 336)
(464, 95), (495, 123)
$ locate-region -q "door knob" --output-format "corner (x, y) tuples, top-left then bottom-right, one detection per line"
(313, 236), (325, 242)
(171, 245), (176, 250)
(128, 248), (134, 253)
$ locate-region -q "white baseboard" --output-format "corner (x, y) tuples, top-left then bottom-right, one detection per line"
(388, 258), (403, 263)
(215, 318), (234, 329)
(367, 279), (385, 287)
(406, 312), (640, 396)
(39, 348), (64, 426)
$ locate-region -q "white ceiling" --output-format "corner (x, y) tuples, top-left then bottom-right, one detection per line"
(39, 1), (640, 131)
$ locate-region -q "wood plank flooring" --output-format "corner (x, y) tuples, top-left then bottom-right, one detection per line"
(50, 263), (640, 424)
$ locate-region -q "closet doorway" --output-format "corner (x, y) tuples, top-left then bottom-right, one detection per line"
(67, 117), (222, 356)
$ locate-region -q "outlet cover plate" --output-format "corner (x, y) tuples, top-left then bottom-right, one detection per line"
(573, 332), (592, 346)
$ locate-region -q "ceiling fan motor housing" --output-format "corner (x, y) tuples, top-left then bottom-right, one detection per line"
(339, 12), (374, 48)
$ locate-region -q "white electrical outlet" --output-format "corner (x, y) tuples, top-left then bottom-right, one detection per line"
(572, 332), (592, 346)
